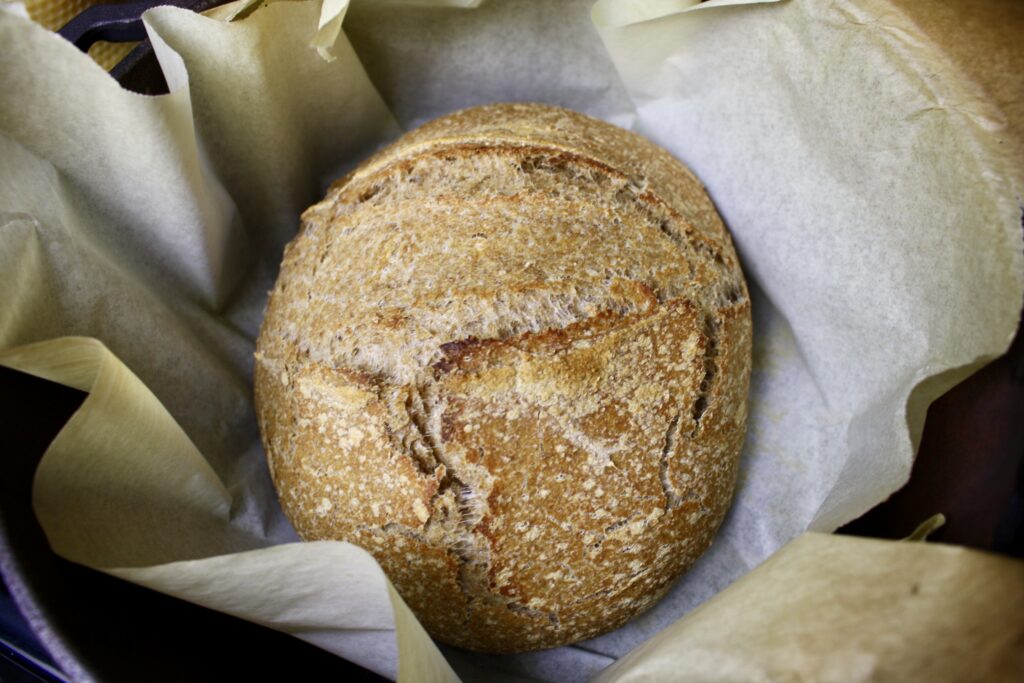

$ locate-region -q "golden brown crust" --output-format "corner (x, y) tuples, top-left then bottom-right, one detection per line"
(254, 103), (751, 652)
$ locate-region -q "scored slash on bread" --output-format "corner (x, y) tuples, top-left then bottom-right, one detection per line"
(254, 103), (752, 652)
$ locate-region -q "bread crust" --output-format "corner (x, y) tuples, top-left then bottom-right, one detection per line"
(254, 103), (751, 652)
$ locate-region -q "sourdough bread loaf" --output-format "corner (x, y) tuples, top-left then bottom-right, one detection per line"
(254, 103), (752, 652)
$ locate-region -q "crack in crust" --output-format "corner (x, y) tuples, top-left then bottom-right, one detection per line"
(397, 385), (441, 477)
(405, 378), (587, 636)
(604, 512), (645, 535)
(691, 314), (720, 436)
(334, 144), (742, 309)
(401, 378), (494, 629)
(273, 141), (749, 395)
(659, 413), (683, 511)
(507, 601), (560, 628)
(570, 563), (654, 608)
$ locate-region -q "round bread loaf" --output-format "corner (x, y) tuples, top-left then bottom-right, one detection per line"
(254, 103), (752, 653)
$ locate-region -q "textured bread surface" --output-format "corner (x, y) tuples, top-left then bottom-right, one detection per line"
(254, 103), (752, 652)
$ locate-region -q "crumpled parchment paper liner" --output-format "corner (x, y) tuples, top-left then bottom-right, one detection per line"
(0, 336), (457, 681)
(594, 533), (1024, 682)
(1, 0), (1021, 681)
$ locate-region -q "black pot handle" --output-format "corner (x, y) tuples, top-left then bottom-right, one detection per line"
(57, 0), (206, 52)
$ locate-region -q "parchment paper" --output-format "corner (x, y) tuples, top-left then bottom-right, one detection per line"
(1, 0), (1022, 681)
(594, 533), (1024, 682)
